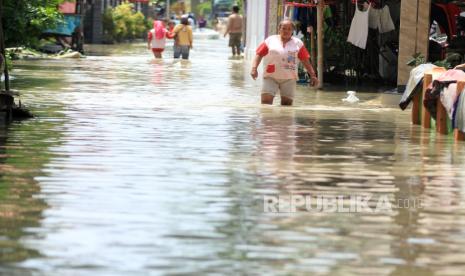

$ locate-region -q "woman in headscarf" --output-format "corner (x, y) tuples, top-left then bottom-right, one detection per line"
(147, 20), (174, 58)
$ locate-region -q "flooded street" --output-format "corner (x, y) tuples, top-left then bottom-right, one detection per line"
(2, 37), (465, 275)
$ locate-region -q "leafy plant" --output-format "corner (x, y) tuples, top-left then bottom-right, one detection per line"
(195, 1), (212, 17)
(324, 25), (359, 72)
(3, 0), (66, 47)
(103, 2), (149, 43)
(407, 52), (455, 69)
(433, 59), (451, 69)
(407, 52), (426, 67)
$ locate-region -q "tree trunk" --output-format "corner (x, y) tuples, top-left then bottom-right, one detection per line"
(0, 0), (9, 91)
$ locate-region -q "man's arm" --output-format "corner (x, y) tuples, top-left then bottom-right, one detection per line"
(224, 16), (232, 37)
(250, 55), (263, 80)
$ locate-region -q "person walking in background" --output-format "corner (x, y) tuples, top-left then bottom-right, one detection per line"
(224, 5), (243, 57)
(147, 20), (173, 58)
(172, 17), (193, 60)
(198, 16), (207, 29)
(250, 20), (319, 106)
(212, 14), (219, 32)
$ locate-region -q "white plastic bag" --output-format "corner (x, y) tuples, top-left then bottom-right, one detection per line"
(342, 91), (359, 103)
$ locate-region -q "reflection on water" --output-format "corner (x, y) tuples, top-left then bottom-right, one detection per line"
(1, 38), (465, 275)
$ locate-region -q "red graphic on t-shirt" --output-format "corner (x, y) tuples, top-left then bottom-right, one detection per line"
(266, 64), (276, 73)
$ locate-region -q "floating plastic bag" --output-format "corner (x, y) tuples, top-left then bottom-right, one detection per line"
(342, 91), (359, 103)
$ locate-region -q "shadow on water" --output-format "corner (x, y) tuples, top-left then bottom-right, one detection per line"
(0, 64), (67, 274)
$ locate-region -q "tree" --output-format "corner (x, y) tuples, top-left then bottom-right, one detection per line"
(3, 0), (66, 47)
(103, 2), (148, 43)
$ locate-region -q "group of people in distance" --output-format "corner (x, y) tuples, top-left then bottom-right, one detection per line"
(147, 16), (193, 60)
(147, 5), (244, 60)
(147, 6), (319, 106)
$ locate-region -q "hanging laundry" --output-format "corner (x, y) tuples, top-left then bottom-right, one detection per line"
(431, 4), (452, 39)
(423, 69), (465, 119)
(440, 83), (459, 119)
(284, 5), (291, 20)
(399, 63), (437, 110)
(293, 6), (299, 21)
(347, 2), (370, 49)
(453, 90), (465, 132)
(298, 7), (316, 37)
(368, 5), (395, 33)
(445, 3), (460, 37)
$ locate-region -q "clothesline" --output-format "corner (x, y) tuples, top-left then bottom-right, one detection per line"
(351, 0), (375, 3)
(284, 2), (317, 8)
(284, 1), (337, 8)
(285, 0), (380, 7)
(351, 0), (384, 8)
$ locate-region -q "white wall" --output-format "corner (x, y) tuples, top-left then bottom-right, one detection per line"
(244, 0), (268, 60)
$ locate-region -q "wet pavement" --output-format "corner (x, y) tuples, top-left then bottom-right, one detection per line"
(1, 38), (465, 275)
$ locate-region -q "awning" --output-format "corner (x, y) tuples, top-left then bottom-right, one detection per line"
(44, 15), (81, 36)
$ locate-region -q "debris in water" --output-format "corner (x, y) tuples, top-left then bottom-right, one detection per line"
(342, 91), (359, 103)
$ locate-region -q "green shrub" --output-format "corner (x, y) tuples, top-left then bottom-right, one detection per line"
(103, 2), (149, 43)
(3, 0), (65, 47)
(196, 1), (212, 17)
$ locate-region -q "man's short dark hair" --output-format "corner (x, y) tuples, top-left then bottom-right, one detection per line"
(232, 5), (239, 13)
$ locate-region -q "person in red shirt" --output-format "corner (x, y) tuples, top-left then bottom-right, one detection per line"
(250, 20), (318, 106)
(147, 20), (175, 58)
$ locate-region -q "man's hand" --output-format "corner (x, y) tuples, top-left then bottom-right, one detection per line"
(309, 75), (319, 87)
(250, 67), (258, 80)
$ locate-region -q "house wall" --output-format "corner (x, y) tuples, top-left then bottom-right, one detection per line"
(397, 0), (431, 88)
(244, 0), (269, 60)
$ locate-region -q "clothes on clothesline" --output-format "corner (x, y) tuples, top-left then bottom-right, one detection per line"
(347, 2), (395, 49)
(347, 2), (370, 49)
(431, 3), (460, 39)
(440, 82), (459, 119)
(399, 63), (437, 110)
(368, 5), (394, 33)
(453, 90), (465, 132)
(283, 4), (335, 37)
(423, 69), (465, 120)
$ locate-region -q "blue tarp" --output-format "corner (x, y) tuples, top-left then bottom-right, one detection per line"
(44, 15), (81, 36)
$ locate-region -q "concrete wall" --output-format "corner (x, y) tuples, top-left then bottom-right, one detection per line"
(84, 0), (103, 44)
(397, 0), (431, 88)
(244, 0), (269, 59)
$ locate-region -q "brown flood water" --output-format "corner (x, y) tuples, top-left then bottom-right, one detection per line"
(1, 37), (465, 275)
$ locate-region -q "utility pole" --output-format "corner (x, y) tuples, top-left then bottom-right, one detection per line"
(316, 0), (324, 89)
(166, 0), (170, 19)
(0, 0), (9, 91)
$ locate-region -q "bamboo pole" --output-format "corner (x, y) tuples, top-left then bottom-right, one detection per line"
(310, 27), (316, 71)
(455, 80), (465, 141)
(316, 0), (324, 89)
(422, 73), (432, 128)
(166, 0), (170, 20)
(436, 95), (448, 135)
(0, 0), (9, 91)
(411, 92), (421, 125)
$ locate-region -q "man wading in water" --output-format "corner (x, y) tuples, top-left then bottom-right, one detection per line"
(224, 5), (243, 57)
(250, 20), (319, 106)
